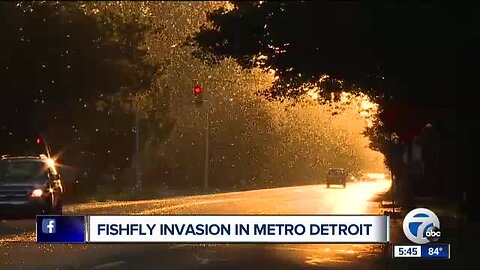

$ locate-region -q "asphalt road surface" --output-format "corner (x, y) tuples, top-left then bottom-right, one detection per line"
(1, 181), (392, 270)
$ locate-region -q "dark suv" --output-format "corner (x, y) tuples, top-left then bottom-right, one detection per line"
(326, 168), (347, 188)
(0, 155), (63, 216)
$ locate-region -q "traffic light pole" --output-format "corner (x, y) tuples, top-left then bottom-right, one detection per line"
(193, 85), (209, 191)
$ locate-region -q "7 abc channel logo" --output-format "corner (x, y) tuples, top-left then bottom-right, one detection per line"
(403, 208), (441, 244)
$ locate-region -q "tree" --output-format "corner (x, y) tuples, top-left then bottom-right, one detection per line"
(194, 1), (465, 121)
(110, 2), (385, 190)
(193, 1), (475, 216)
(0, 2), (159, 177)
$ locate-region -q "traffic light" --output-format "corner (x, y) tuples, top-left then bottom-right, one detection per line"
(193, 85), (203, 107)
(193, 85), (202, 95)
(36, 137), (42, 145)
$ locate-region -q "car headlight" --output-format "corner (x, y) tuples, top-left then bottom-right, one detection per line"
(31, 188), (43, 198)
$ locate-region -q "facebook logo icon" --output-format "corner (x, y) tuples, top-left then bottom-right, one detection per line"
(41, 219), (56, 234)
(37, 216), (85, 243)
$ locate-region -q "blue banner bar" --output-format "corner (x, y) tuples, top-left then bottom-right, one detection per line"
(421, 244), (450, 259)
(36, 215), (85, 243)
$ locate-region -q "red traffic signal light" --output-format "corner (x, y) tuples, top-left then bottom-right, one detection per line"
(193, 85), (202, 95)
(36, 137), (42, 144)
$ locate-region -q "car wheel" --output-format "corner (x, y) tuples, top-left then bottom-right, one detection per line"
(47, 195), (63, 215)
(53, 200), (63, 215)
(47, 204), (62, 215)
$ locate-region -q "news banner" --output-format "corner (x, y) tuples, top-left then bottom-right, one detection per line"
(35, 208), (450, 259)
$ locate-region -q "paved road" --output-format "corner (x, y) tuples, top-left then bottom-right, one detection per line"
(1, 181), (392, 269)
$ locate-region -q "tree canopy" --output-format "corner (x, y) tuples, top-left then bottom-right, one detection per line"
(193, 1), (477, 209)
(193, 1), (471, 137)
(122, 2), (385, 189)
(0, 2), (158, 169)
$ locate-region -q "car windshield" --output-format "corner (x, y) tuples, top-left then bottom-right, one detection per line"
(0, 160), (48, 182)
(328, 169), (345, 175)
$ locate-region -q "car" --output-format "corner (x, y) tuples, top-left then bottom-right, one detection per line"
(326, 168), (347, 188)
(0, 154), (63, 217)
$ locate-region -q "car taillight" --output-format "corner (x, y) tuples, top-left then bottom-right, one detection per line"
(31, 189), (43, 198)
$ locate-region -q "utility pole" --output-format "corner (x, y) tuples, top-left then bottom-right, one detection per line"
(193, 85), (209, 191)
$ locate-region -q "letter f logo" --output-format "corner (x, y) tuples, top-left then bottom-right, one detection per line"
(42, 219), (56, 234)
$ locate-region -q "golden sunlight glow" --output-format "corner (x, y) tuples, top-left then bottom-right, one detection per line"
(361, 99), (375, 110)
(307, 88), (320, 100)
(225, 2), (236, 10)
(340, 92), (350, 103)
(255, 54), (268, 63)
(305, 88), (378, 128)
(289, 180), (392, 265)
(318, 180), (391, 214)
(366, 173), (386, 180)
(318, 74), (330, 82)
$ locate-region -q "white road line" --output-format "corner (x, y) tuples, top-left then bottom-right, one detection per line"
(93, 260), (126, 269)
